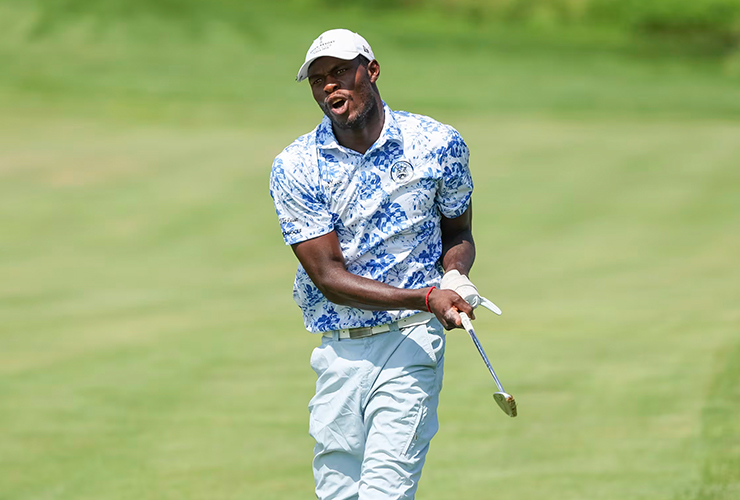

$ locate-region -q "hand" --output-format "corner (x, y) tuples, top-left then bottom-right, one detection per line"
(440, 269), (480, 307)
(427, 288), (475, 330)
(440, 270), (503, 315)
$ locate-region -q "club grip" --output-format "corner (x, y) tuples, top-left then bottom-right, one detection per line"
(459, 312), (474, 333)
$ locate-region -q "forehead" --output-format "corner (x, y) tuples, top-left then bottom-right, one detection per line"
(307, 56), (357, 78)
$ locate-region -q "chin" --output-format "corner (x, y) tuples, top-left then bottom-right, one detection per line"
(327, 112), (357, 130)
(334, 105), (373, 131)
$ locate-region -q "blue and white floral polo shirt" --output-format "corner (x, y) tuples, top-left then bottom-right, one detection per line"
(269, 103), (473, 333)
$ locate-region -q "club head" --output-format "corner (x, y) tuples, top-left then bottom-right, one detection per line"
(493, 392), (517, 417)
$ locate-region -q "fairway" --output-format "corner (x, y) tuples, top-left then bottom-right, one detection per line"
(1, 2), (740, 499)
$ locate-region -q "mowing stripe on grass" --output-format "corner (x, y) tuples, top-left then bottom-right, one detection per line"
(682, 338), (740, 500)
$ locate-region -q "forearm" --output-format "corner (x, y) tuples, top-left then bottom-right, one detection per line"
(315, 266), (429, 311)
(441, 228), (475, 275)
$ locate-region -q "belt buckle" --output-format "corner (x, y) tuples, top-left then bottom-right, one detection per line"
(329, 323), (393, 341)
(349, 326), (373, 339)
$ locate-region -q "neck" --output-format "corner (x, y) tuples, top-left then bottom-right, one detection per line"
(334, 96), (385, 155)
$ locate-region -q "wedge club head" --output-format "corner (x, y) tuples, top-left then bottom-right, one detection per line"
(459, 312), (517, 418)
(493, 392), (517, 417)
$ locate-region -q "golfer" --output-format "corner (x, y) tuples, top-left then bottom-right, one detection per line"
(269, 28), (485, 499)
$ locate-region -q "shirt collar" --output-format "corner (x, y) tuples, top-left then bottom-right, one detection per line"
(316, 102), (403, 153)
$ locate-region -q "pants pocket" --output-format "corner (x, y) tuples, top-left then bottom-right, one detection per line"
(310, 340), (332, 376)
(401, 397), (438, 459)
(415, 319), (445, 366)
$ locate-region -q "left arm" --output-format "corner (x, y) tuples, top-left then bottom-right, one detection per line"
(440, 202), (475, 275)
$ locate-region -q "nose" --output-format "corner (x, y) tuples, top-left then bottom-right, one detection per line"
(323, 76), (339, 94)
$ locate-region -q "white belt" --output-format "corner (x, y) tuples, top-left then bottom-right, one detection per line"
(323, 312), (434, 340)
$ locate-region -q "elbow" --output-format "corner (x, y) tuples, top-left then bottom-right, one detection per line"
(315, 282), (340, 303)
(313, 274), (350, 306)
(323, 291), (349, 306)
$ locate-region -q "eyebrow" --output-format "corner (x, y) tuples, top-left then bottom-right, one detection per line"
(308, 62), (349, 80)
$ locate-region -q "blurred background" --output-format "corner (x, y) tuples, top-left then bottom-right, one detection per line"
(1, 1), (739, 499)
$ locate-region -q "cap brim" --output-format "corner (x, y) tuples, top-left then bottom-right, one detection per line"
(296, 50), (363, 82)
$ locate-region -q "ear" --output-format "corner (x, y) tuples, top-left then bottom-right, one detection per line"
(367, 59), (380, 84)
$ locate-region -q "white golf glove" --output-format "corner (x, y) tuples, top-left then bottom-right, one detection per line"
(440, 269), (502, 315)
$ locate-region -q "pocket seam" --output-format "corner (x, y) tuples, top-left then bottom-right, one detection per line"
(402, 402), (425, 457)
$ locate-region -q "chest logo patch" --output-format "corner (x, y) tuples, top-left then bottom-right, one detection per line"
(390, 161), (414, 184)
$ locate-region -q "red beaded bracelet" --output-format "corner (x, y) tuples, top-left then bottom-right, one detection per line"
(425, 286), (436, 313)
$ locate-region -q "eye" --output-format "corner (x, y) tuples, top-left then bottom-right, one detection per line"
(336, 68), (346, 75)
(311, 77), (323, 87)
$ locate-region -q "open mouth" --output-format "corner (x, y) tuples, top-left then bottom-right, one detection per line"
(328, 97), (349, 115)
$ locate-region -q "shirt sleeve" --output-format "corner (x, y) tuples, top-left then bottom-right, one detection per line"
(435, 127), (474, 218)
(269, 154), (334, 245)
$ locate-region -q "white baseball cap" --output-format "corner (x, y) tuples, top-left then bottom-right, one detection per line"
(296, 29), (375, 82)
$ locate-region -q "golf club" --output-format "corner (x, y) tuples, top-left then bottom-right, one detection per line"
(459, 311), (517, 418)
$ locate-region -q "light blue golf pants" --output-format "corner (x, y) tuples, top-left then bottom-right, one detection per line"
(309, 317), (446, 500)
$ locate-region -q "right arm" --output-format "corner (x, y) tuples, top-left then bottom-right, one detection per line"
(291, 231), (473, 329)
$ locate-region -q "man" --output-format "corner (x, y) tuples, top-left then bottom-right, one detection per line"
(269, 28), (485, 500)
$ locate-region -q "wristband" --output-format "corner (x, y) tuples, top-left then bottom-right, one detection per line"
(425, 286), (436, 313)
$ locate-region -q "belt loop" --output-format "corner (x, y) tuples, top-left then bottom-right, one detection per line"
(332, 331), (339, 341)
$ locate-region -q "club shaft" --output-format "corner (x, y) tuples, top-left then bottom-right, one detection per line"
(460, 313), (506, 393)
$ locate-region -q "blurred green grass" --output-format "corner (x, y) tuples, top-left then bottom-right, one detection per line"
(1, 1), (739, 499)
(3, 0), (740, 125)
